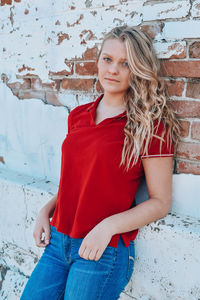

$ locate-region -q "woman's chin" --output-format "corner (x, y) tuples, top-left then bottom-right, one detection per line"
(102, 88), (126, 96)
(101, 85), (122, 94)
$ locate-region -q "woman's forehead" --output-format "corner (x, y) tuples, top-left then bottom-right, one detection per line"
(101, 39), (127, 59)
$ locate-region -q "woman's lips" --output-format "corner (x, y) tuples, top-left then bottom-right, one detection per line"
(105, 78), (120, 82)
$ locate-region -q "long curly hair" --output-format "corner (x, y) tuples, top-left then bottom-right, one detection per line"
(97, 26), (181, 171)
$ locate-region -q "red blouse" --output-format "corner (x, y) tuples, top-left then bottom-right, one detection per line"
(50, 94), (173, 248)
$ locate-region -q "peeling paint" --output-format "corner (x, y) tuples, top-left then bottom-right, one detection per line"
(85, 0), (92, 8)
(18, 65), (35, 73)
(9, 6), (14, 26)
(0, 168), (200, 299)
(0, 1), (143, 83)
(80, 29), (96, 40)
(66, 14), (84, 27)
(55, 20), (60, 25)
(0, 156), (5, 164)
(157, 4), (182, 18)
(0, 265), (8, 291)
(0, 2), (200, 297)
(143, 1), (191, 21)
(57, 32), (70, 45)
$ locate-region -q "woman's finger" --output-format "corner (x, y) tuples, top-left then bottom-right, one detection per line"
(80, 246), (91, 260)
(94, 249), (103, 261)
(88, 248), (98, 260)
(44, 226), (51, 245)
(34, 230), (46, 248)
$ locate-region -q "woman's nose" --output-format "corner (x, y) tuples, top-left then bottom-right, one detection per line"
(108, 63), (119, 74)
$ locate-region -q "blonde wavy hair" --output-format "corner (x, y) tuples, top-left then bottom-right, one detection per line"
(97, 26), (181, 171)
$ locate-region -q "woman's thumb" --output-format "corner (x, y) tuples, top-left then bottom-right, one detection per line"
(44, 226), (51, 244)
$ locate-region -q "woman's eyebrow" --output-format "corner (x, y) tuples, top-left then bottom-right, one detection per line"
(102, 52), (127, 61)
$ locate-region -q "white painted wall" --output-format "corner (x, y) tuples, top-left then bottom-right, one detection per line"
(0, 0), (200, 299)
(0, 169), (200, 300)
(0, 82), (69, 182)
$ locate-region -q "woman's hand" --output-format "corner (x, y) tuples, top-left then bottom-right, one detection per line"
(33, 209), (51, 248)
(78, 219), (113, 261)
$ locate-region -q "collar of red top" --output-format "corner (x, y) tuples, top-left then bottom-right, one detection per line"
(86, 94), (127, 119)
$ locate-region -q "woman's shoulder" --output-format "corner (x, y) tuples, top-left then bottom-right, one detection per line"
(69, 101), (94, 117)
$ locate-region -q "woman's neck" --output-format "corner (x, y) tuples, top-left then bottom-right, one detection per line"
(101, 92), (126, 109)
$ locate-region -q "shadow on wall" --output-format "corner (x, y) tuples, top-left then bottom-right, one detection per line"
(135, 177), (149, 205)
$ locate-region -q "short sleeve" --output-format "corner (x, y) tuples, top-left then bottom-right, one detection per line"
(67, 111), (72, 134)
(140, 120), (174, 159)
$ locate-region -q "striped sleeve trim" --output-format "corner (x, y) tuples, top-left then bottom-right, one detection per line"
(141, 154), (174, 159)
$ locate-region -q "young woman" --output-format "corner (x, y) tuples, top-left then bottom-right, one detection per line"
(20, 26), (180, 300)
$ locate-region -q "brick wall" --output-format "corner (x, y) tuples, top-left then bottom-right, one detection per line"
(0, 0), (200, 175)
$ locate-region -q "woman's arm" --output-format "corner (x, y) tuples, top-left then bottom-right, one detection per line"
(33, 193), (58, 247)
(78, 157), (173, 260)
(105, 156), (173, 235)
(39, 192), (58, 218)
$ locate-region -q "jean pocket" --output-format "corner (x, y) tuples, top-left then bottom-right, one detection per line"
(50, 225), (57, 232)
(126, 240), (135, 281)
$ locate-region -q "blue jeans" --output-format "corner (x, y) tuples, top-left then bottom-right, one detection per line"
(20, 225), (135, 300)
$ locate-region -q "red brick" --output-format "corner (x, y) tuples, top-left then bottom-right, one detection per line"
(83, 47), (98, 60)
(169, 100), (200, 118)
(66, 47), (98, 61)
(176, 160), (200, 175)
(191, 122), (200, 141)
(186, 82), (200, 99)
(168, 43), (186, 59)
(45, 92), (63, 106)
(179, 120), (190, 138)
(18, 90), (45, 100)
(177, 142), (200, 161)
(7, 78), (31, 90)
(4, 82), (19, 96)
(16, 73), (38, 79)
(42, 80), (60, 91)
(50, 63), (74, 77)
(61, 79), (94, 91)
(75, 62), (98, 76)
(1, 0), (12, 5)
(7, 82), (21, 90)
(31, 78), (42, 90)
(30, 78), (60, 91)
(49, 70), (73, 77)
(165, 80), (184, 96)
(21, 78), (31, 89)
(141, 24), (162, 39)
(161, 61), (200, 78)
(189, 42), (200, 58)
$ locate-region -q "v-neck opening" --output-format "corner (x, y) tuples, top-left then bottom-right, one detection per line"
(90, 94), (127, 126)
(94, 111), (127, 126)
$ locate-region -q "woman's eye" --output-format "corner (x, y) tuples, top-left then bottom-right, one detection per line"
(121, 62), (129, 67)
(103, 57), (111, 62)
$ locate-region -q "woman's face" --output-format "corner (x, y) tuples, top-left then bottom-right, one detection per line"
(97, 38), (131, 97)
